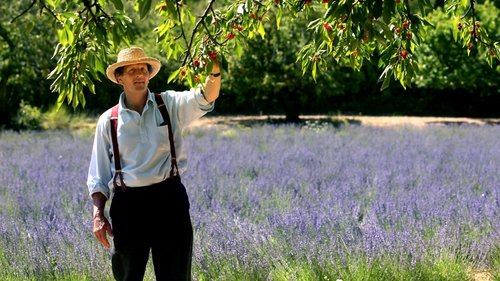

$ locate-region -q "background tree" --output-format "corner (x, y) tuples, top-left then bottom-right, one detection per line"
(223, 10), (322, 122)
(2, 0), (499, 124)
(222, 9), (375, 121)
(25, 0), (498, 109)
(415, 1), (499, 93)
(0, 1), (57, 127)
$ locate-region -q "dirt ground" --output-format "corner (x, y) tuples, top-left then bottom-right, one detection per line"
(471, 269), (494, 281)
(188, 114), (500, 129)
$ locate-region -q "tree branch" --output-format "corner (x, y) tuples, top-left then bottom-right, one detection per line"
(181, 0), (217, 66)
(176, 1), (191, 65)
(202, 22), (222, 46)
(0, 24), (15, 51)
(38, 0), (60, 23)
(11, 0), (38, 23)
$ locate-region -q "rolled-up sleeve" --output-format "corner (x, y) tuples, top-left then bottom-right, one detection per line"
(87, 111), (113, 198)
(167, 87), (214, 127)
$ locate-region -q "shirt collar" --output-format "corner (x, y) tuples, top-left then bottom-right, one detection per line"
(118, 89), (155, 114)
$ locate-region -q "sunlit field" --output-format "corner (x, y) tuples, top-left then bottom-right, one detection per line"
(0, 123), (498, 280)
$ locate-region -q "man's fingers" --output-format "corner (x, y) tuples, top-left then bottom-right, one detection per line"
(95, 230), (111, 248)
(93, 217), (112, 248)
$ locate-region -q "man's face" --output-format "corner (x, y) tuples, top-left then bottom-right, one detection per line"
(117, 63), (150, 93)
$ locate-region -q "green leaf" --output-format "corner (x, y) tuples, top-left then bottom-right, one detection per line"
(451, 17), (460, 42)
(461, 0), (468, 9)
(312, 61), (317, 81)
(56, 91), (66, 110)
(57, 29), (68, 45)
(276, 7), (282, 29)
(110, 0), (123, 11)
(111, 28), (122, 49)
(45, 0), (55, 8)
(382, 0), (395, 23)
(307, 18), (322, 30)
(323, 1), (339, 19)
(235, 42), (243, 57)
(25, 22), (34, 33)
(380, 72), (391, 91)
(94, 56), (105, 75)
(166, 1), (177, 19)
(168, 68), (181, 83)
(225, 7), (235, 20)
(257, 22), (266, 39)
(140, 0), (152, 19)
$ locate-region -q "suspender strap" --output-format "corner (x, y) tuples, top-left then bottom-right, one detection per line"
(110, 104), (126, 192)
(109, 94), (179, 192)
(154, 93), (180, 178)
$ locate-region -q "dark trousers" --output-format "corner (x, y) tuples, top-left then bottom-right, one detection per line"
(109, 176), (193, 281)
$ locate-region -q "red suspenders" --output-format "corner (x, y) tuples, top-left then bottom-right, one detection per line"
(109, 93), (179, 192)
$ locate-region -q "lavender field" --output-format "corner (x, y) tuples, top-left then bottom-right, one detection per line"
(0, 123), (499, 280)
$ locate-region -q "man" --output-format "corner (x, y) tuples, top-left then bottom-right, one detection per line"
(87, 47), (221, 281)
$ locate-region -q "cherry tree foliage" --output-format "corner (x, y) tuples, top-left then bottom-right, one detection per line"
(13, 0), (499, 108)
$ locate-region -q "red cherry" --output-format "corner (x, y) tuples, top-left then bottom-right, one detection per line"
(275, 0), (280, 4)
(403, 20), (410, 29)
(180, 69), (187, 77)
(352, 49), (358, 56)
(400, 50), (408, 59)
(193, 59), (200, 67)
(323, 23), (333, 32)
(395, 27), (402, 34)
(490, 50), (495, 57)
(208, 51), (217, 60)
(323, 0), (329, 3)
(228, 32), (235, 40)
(406, 32), (412, 40)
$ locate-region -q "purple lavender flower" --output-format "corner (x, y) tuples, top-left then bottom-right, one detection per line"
(0, 124), (498, 279)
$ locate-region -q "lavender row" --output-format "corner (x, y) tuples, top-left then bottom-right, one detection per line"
(0, 124), (498, 278)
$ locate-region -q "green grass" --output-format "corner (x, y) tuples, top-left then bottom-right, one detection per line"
(40, 105), (96, 136)
(0, 253), (483, 281)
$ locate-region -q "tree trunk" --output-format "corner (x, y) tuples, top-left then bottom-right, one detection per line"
(279, 88), (301, 123)
(0, 73), (10, 128)
(0, 23), (15, 128)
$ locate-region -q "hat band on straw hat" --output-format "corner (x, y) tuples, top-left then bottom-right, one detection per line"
(106, 47), (161, 84)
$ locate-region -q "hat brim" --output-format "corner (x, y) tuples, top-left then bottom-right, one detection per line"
(106, 58), (161, 84)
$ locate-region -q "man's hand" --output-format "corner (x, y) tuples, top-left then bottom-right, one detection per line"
(91, 192), (112, 248)
(93, 212), (113, 248)
(203, 59), (221, 103)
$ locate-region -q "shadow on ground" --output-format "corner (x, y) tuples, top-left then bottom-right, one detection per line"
(214, 116), (362, 128)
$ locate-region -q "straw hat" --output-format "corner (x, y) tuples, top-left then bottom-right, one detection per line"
(106, 47), (161, 84)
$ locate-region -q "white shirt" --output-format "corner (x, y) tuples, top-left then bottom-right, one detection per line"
(87, 88), (213, 198)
